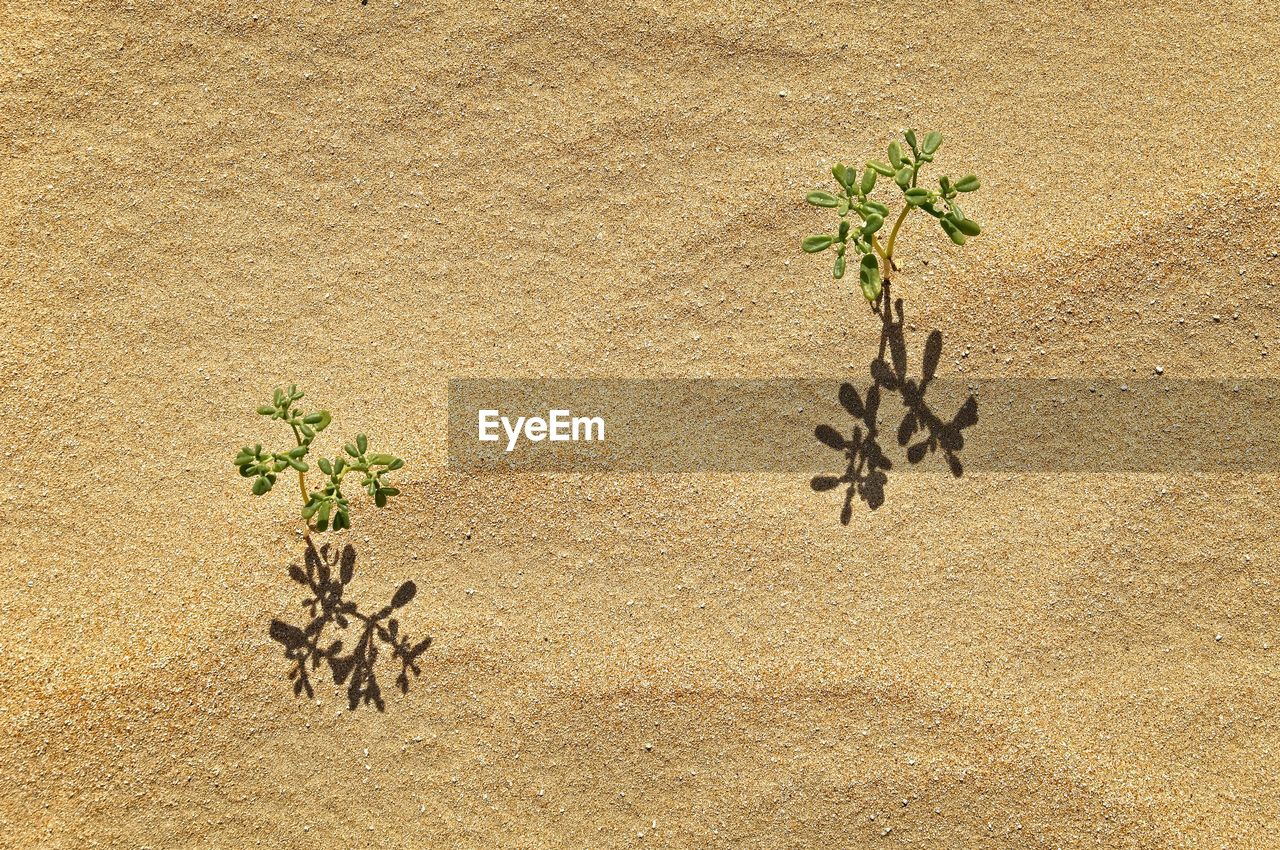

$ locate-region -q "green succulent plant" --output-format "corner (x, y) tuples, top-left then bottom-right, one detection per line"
(233, 385), (404, 532)
(801, 129), (982, 301)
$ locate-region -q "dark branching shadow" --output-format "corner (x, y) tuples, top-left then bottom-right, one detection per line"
(269, 539), (432, 711)
(811, 281), (979, 522)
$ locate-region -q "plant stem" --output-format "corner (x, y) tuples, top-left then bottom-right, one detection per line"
(883, 205), (911, 273)
(871, 235), (889, 264)
(289, 422), (309, 508)
(880, 160), (924, 279)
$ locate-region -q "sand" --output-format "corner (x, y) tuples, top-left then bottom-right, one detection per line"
(2, 0), (1279, 846)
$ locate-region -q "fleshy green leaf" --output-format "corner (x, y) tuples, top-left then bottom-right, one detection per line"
(863, 214), (884, 235)
(904, 187), (931, 205)
(802, 235), (834, 253)
(894, 167), (913, 189)
(833, 254), (846, 279)
(955, 174), (980, 192)
(859, 168), (876, 194)
(806, 190), (839, 208)
(956, 218), (981, 236)
(867, 160), (894, 177)
(940, 218), (967, 245)
(859, 254), (882, 301)
(922, 131), (942, 154)
(888, 141), (903, 169)
(356, 434), (368, 454)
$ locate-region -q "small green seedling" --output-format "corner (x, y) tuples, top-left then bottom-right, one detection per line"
(233, 385), (404, 532)
(801, 129), (982, 301)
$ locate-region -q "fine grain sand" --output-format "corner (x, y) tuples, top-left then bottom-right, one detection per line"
(3, 1), (1280, 847)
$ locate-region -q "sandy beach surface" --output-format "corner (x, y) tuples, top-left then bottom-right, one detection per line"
(3, 1), (1279, 846)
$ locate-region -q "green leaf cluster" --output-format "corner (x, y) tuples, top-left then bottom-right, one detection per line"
(304, 433), (405, 532)
(233, 385), (405, 532)
(801, 129), (983, 301)
(233, 442), (310, 495)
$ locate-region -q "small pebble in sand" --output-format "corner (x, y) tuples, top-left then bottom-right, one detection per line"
(1154, 366), (1164, 375)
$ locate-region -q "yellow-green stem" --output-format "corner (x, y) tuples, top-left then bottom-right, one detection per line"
(289, 423), (309, 508)
(883, 205), (911, 275)
(870, 238), (888, 267)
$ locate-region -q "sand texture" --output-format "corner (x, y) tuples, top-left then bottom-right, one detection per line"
(3, 0), (1280, 847)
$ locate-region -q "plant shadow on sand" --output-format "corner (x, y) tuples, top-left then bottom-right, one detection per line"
(269, 539), (431, 712)
(811, 281), (979, 522)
